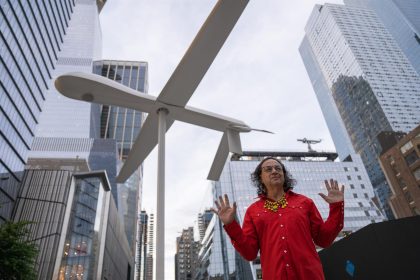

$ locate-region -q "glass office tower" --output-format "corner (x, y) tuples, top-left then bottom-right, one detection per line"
(93, 59), (148, 261)
(299, 3), (420, 219)
(0, 0), (105, 222)
(199, 151), (384, 279)
(344, 0), (420, 76)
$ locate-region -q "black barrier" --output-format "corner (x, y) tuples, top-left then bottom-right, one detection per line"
(319, 216), (420, 280)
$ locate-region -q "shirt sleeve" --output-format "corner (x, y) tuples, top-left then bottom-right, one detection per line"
(309, 200), (344, 248)
(223, 209), (259, 261)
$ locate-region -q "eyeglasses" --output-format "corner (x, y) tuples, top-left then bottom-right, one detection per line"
(262, 165), (283, 173)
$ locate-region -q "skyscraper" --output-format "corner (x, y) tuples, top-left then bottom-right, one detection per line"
(201, 151), (383, 279)
(344, 0), (420, 76)
(93, 59), (148, 257)
(0, 0), (76, 221)
(299, 3), (420, 218)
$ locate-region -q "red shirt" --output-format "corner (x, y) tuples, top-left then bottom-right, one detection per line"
(223, 191), (344, 280)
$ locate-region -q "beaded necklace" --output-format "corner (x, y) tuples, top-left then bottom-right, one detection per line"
(263, 193), (288, 212)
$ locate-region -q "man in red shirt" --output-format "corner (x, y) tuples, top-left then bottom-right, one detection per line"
(212, 157), (345, 280)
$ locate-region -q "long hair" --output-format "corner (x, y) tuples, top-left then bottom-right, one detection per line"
(251, 157), (296, 195)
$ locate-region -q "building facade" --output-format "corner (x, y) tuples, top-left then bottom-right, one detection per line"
(197, 209), (213, 242)
(136, 211), (149, 280)
(0, 0), (106, 222)
(299, 3), (420, 219)
(175, 227), (200, 280)
(146, 213), (154, 280)
(344, 0), (420, 76)
(92, 59), (148, 258)
(11, 163), (133, 280)
(0, 0), (72, 221)
(198, 151), (384, 279)
(379, 124), (420, 218)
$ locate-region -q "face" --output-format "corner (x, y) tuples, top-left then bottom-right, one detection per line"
(260, 159), (285, 190)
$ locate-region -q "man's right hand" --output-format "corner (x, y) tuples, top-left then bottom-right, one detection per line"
(211, 194), (237, 225)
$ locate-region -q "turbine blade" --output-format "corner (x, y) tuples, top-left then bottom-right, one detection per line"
(116, 113), (174, 183)
(207, 132), (229, 181)
(167, 104), (248, 132)
(55, 72), (157, 113)
(158, 0), (249, 106)
(249, 128), (275, 134)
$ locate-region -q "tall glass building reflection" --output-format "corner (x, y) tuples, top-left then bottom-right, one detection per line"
(0, 0), (106, 222)
(344, 0), (420, 76)
(92, 59), (148, 267)
(299, 3), (420, 219)
(198, 151), (384, 279)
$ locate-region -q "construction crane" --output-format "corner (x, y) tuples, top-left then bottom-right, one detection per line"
(297, 138), (322, 152)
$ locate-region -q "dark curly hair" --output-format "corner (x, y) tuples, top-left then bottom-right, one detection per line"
(251, 157), (296, 195)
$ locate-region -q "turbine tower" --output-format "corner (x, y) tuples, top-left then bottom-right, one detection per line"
(54, 1), (273, 279)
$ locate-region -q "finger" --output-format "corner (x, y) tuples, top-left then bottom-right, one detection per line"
(218, 195), (225, 208)
(318, 193), (328, 201)
(232, 202), (237, 213)
(340, 184), (345, 193)
(214, 200), (221, 211)
(324, 180), (331, 191)
(330, 179), (337, 190)
(224, 194), (230, 208)
(210, 207), (218, 214)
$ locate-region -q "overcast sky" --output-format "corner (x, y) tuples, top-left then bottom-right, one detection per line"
(100, 0), (343, 278)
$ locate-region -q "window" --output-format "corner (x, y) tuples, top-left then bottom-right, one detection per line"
(357, 175), (362, 180)
(361, 184), (365, 189)
(350, 184), (355, 189)
(414, 168), (420, 181)
(364, 193), (369, 198)
(353, 193), (358, 198)
(404, 191), (414, 203)
(354, 167), (359, 171)
(347, 175), (352, 180)
(404, 150), (418, 166)
(400, 141), (413, 154)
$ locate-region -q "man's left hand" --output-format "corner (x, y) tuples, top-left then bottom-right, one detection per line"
(319, 179), (345, 204)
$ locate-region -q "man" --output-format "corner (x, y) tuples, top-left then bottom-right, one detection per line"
(212, 157), (345, 279)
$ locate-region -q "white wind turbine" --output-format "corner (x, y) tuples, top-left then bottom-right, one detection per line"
(55, 1), (271, 278)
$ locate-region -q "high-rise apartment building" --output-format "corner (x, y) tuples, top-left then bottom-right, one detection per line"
(137, 211), (149, 280)
(199, 151), (384, 279)
(146, 213), (154, 280)
(344, 0), (420, 76)
(379, 124), (420, 218)
(299, 3), (420, 218)
(93, 60), (148, 257)
(175, 227), (200, 280)
(197, 209), (213, 242)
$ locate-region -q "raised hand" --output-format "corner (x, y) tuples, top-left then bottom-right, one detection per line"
(319, 179), (345, 204)
(211, 194), (237, 225)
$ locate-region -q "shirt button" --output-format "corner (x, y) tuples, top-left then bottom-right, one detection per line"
(280, 224), (284, 227)
(286, 264), (290, 267)
(284, 250), (287, 253)
(278, 213), (282, 216)
(282, 236), (285, 240)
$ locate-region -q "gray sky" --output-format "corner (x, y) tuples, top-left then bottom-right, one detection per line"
(100, 0), (342, 278)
